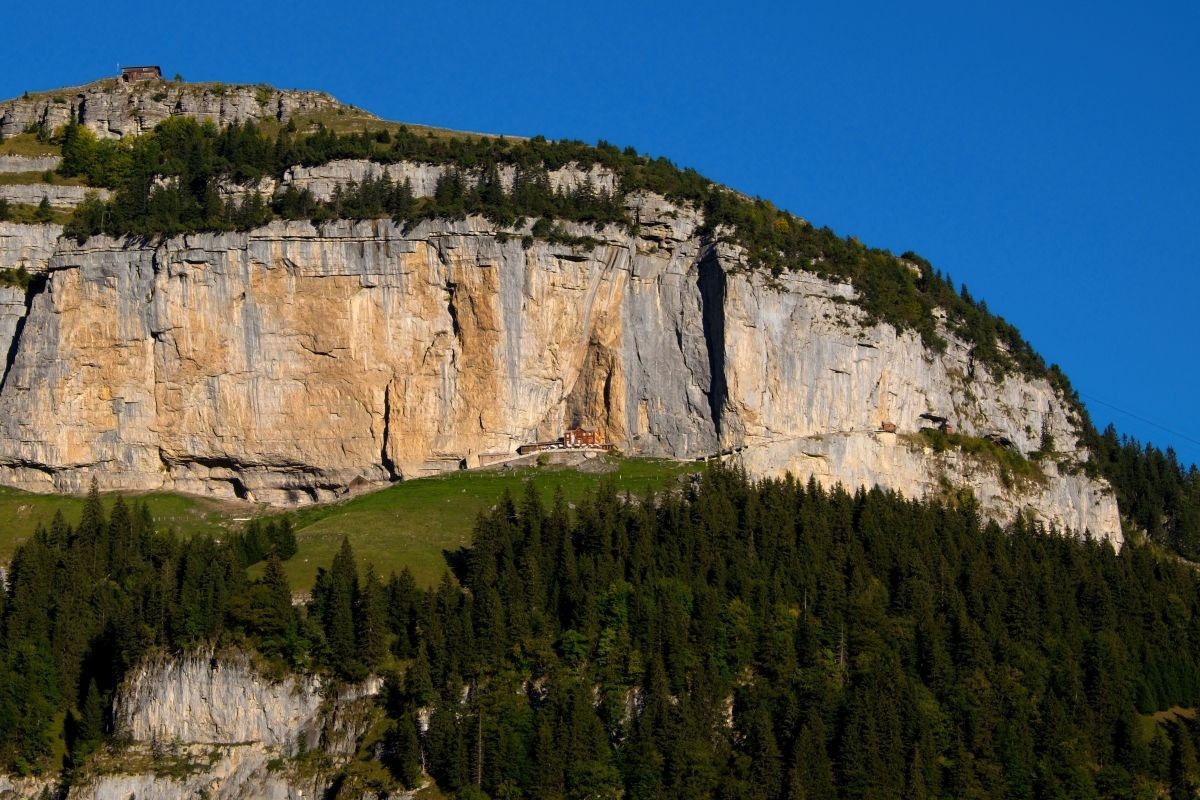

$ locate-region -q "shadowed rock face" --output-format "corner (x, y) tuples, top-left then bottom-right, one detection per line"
(0, 185), (1121, 543)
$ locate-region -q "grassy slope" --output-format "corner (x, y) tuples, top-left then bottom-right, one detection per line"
(0, 486), (253, 564)
(0, 133), (60, 158)
(264, 456), (699, 590)
(282, 106), (521, 142)
(0, 458), (697, 592)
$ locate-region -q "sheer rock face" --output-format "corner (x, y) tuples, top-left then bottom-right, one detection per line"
(58, 652), (381, 800)
(0, 79), (348, 140)
(0, 193), (1122, 543)
(0, 222), (60, 272)
(114, 651), (380, 751)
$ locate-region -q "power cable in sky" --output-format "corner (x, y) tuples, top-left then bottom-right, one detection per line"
(1079, 391), (1200, 451)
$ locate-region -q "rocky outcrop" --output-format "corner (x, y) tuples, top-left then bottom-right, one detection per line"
(60, 651), (382, 800)
(0, 79), (351, 140)
(717, 265), (1120, 536)
(0, 189), (1122, 543)
(0, 183), (107, 210)
(0, 155), (61, 173)
(66, 748), (316, 800)
(0, 222), (60, 272)
(0, 285), (28, 372)
(283, 158), (618, 201)
(0, 775), (57, 799)
(115, 651), (380, 751)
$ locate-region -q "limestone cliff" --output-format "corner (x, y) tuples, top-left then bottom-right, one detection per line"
(0, 78), (351, 140)
(0, 182), (1121, 543)
(0, 182), (108, 210)
(0, 652), (383, 800)
(0, 222), (60, 272)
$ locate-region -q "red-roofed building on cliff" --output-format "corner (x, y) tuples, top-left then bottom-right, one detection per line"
(121, 66), (162, 82)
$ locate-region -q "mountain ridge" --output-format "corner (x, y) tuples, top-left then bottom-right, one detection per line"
(0, 76), (1122, 545)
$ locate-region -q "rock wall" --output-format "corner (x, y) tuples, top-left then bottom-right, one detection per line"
(717, 265), (1120, 536)
(0, 222), (60, 273)
(0, 155), (61, 173)
(0, 183), (107, 210)
(283, 158), (618, 201)
(0, 775), (56, 800)
(0, 79), (350, 140)
(0, 193), (1122, 542)
(115, 651), (380, 752)
(0, 285), (28, 370)
(59, 651), (381, 800)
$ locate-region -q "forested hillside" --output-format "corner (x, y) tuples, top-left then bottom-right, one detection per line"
(2, 469), (1199, 798)
(1089, 425), (1200, 560)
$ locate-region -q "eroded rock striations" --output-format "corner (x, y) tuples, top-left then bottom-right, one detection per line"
(0, 182), (108, 210)
(7, 652), (382, 800)
(0, 222), (60, 272)
(0, 180), (1121, 543)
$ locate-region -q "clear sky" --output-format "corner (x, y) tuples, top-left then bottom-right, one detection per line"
(2, 0), (1197, 466)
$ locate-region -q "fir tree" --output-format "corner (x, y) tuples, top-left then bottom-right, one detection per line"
(325, 537), (361, 678)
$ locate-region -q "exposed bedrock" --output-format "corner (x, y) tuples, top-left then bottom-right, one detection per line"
(0, 194), (1121, 543)
(0, 79), (347, 140)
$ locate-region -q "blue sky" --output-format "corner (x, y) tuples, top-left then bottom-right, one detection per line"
(2, 0), (1197, 466)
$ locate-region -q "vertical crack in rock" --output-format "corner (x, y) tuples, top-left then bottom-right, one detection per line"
(446, 281), (462, 342)
(0, 272), (47, 394)
(380, 382), (398, 480)
(697, 250), (728, 438)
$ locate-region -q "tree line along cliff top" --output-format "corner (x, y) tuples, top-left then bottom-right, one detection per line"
(0, 87), (1066, 393)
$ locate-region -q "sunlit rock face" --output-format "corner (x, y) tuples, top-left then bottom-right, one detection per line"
(0, 186), (1120, 543)
(0, 79), (346, 140)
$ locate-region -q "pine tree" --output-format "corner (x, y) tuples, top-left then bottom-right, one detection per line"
(271, 517), (298, 560)
(34, 196), (54, 223)
(789, 715), (836, 800)
(905, 745), (929, 800)
(70, 679), (104, 764)
(405, 643), (435, 707)
(258, 556), (297, 651)
(387, 712), (424, 789)
(325, 537), (361, 678)
(356, 565), (389, 670)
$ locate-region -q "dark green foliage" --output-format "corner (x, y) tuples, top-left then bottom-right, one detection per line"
(226, 557), (301, 663)
(228, 517), (299, 565)
(356, 565), (389, 670)
(367, 468), (1200, 798)
(33, 197), (53, 224)
(1088, 424), (1200, 560)
(0, 266), (31, 290)
(0, 199), (9, 222)
(0, 489), (316, 772)
(2, 469), (1200, 794)
(385, 712), (424, 789)
(312, 537), (363, 680)
(66, 679), (103, 766)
